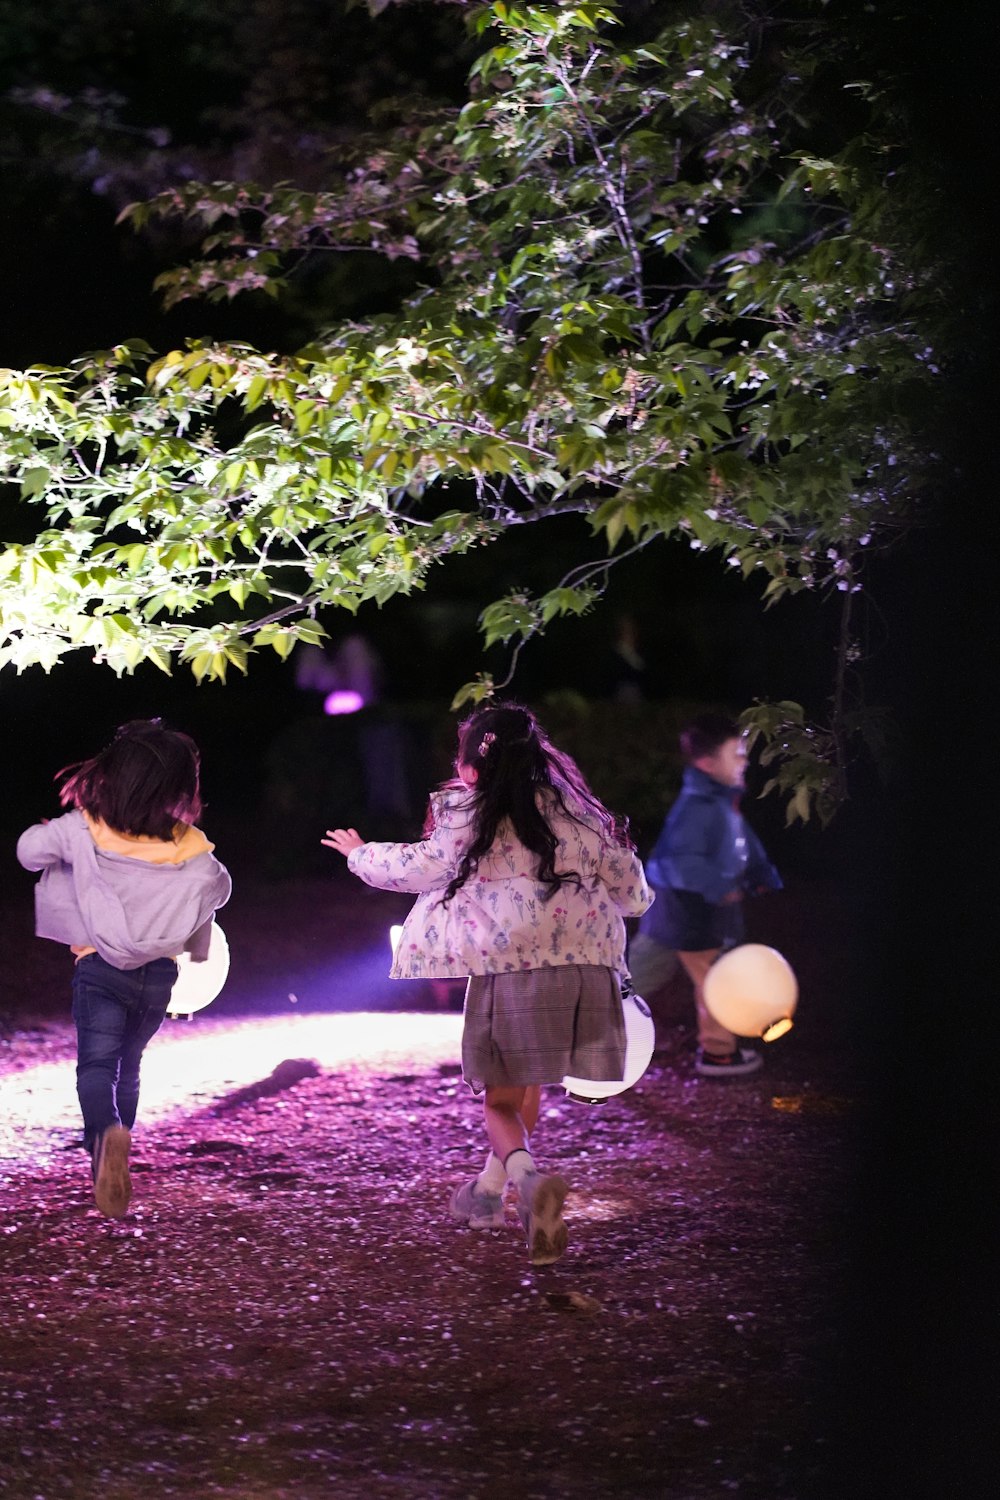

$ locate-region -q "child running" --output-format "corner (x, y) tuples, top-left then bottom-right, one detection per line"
(323, 702), (651, 1266)
(16, 719), (232, 1219)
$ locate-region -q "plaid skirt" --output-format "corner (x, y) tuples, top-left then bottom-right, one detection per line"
(461, 964), (625, 1094)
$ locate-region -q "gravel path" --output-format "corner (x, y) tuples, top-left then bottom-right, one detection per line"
(1, 984), (863, 1500)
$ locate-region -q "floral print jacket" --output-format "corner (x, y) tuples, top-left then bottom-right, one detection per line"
(347, 787), (653, 980)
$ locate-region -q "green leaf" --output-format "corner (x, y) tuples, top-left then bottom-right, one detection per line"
(144, 645), (174, 675)
(20, 468), (50, 498)
(0, 0), (932, 820)
(450, 676), (495, 711)
(245, 375), (270, 412)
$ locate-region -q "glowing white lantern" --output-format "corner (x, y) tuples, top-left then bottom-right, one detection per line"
(563, 991), (656, 1103)
(167, 923), (231, 1018)
(703, 943), (798, 1041)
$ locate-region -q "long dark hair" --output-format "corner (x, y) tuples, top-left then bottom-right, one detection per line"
(57, 719), (203, 841)
(440, 702), (632, 904)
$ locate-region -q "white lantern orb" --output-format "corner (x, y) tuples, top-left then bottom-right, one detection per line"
(167, 923), (231, 1017)
(563, 991), (656, 1103)
(703, 943), (798, 1042)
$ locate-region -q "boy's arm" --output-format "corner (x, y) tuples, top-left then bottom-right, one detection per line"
(650, 800), (734, 905)
(641, 820), (674, 891)
(743, 825), (783, 894)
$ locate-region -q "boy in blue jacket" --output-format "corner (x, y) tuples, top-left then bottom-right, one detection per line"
(629, 712), (781, 1076)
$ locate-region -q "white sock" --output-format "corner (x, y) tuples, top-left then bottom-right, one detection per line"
(504, 1148), (536, 1184)
(476, 1152), (507, 1195)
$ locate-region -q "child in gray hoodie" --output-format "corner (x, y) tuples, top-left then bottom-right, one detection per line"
(16, 719), (231, 1218)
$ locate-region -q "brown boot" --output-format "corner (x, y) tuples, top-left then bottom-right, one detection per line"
(93, 1125), (132, 1218)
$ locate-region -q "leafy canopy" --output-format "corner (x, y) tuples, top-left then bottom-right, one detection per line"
(0, 1), (931, 816)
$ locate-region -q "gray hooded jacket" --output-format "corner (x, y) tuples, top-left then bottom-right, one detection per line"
(16, 809), (232, 971)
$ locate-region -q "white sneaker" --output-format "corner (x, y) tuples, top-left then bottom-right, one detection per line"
(517, 1171), (569, 1266)
(448, 1177), (505, 1229)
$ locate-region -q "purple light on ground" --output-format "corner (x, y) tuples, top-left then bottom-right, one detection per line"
(0, 1013), (464, 1168)
(323, 689), (365, 716)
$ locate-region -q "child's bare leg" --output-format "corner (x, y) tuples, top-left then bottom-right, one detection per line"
(478, 1084), (540, 1183)
(483, 1084), (531, 1161)
(452, 1084), (567, 1262)
(485, 1084), (567, 1265)
(450, 1084), (540, 1228)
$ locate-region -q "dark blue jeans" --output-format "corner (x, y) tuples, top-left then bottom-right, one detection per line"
(71, 953), (178, 1152)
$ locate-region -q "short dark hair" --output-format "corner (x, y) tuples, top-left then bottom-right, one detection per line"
(57, 719), (203, 840)
(679, 712), (741, 763)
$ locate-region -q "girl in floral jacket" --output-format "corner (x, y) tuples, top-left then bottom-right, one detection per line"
(323, 702), (651, 1266)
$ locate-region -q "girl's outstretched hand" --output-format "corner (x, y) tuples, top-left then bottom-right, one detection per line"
(322, 827), (364, 856)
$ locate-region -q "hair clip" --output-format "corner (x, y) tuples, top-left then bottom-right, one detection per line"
(478, 731), (496, 758)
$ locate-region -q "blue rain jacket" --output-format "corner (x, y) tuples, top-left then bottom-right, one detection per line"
(638, 766), (781, 951)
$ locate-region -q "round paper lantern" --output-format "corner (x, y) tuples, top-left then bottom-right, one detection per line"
(563, 991), (656, 1103)
(703, 943), (798, 1041)
(167, 923), (231, 1017)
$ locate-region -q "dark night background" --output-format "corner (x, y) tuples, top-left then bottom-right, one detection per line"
(1, 3), (997, 1494)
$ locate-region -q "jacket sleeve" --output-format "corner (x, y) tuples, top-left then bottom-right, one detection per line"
(188, 856), (233, 926)
(743, 824), (782, 893)
(648, 797), (733, 905)
(347, 794), (472, 895)
(595, 841), (653, 919)
(642, 818), (674, 892)
(183, 859), (232, 960)
(16, 814), (76, 871)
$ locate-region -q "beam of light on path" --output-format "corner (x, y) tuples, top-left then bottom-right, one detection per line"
(142, 1011), (463, 1109)
(208, 937), (422, 1017)
(0, 1011), (463, 1173)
